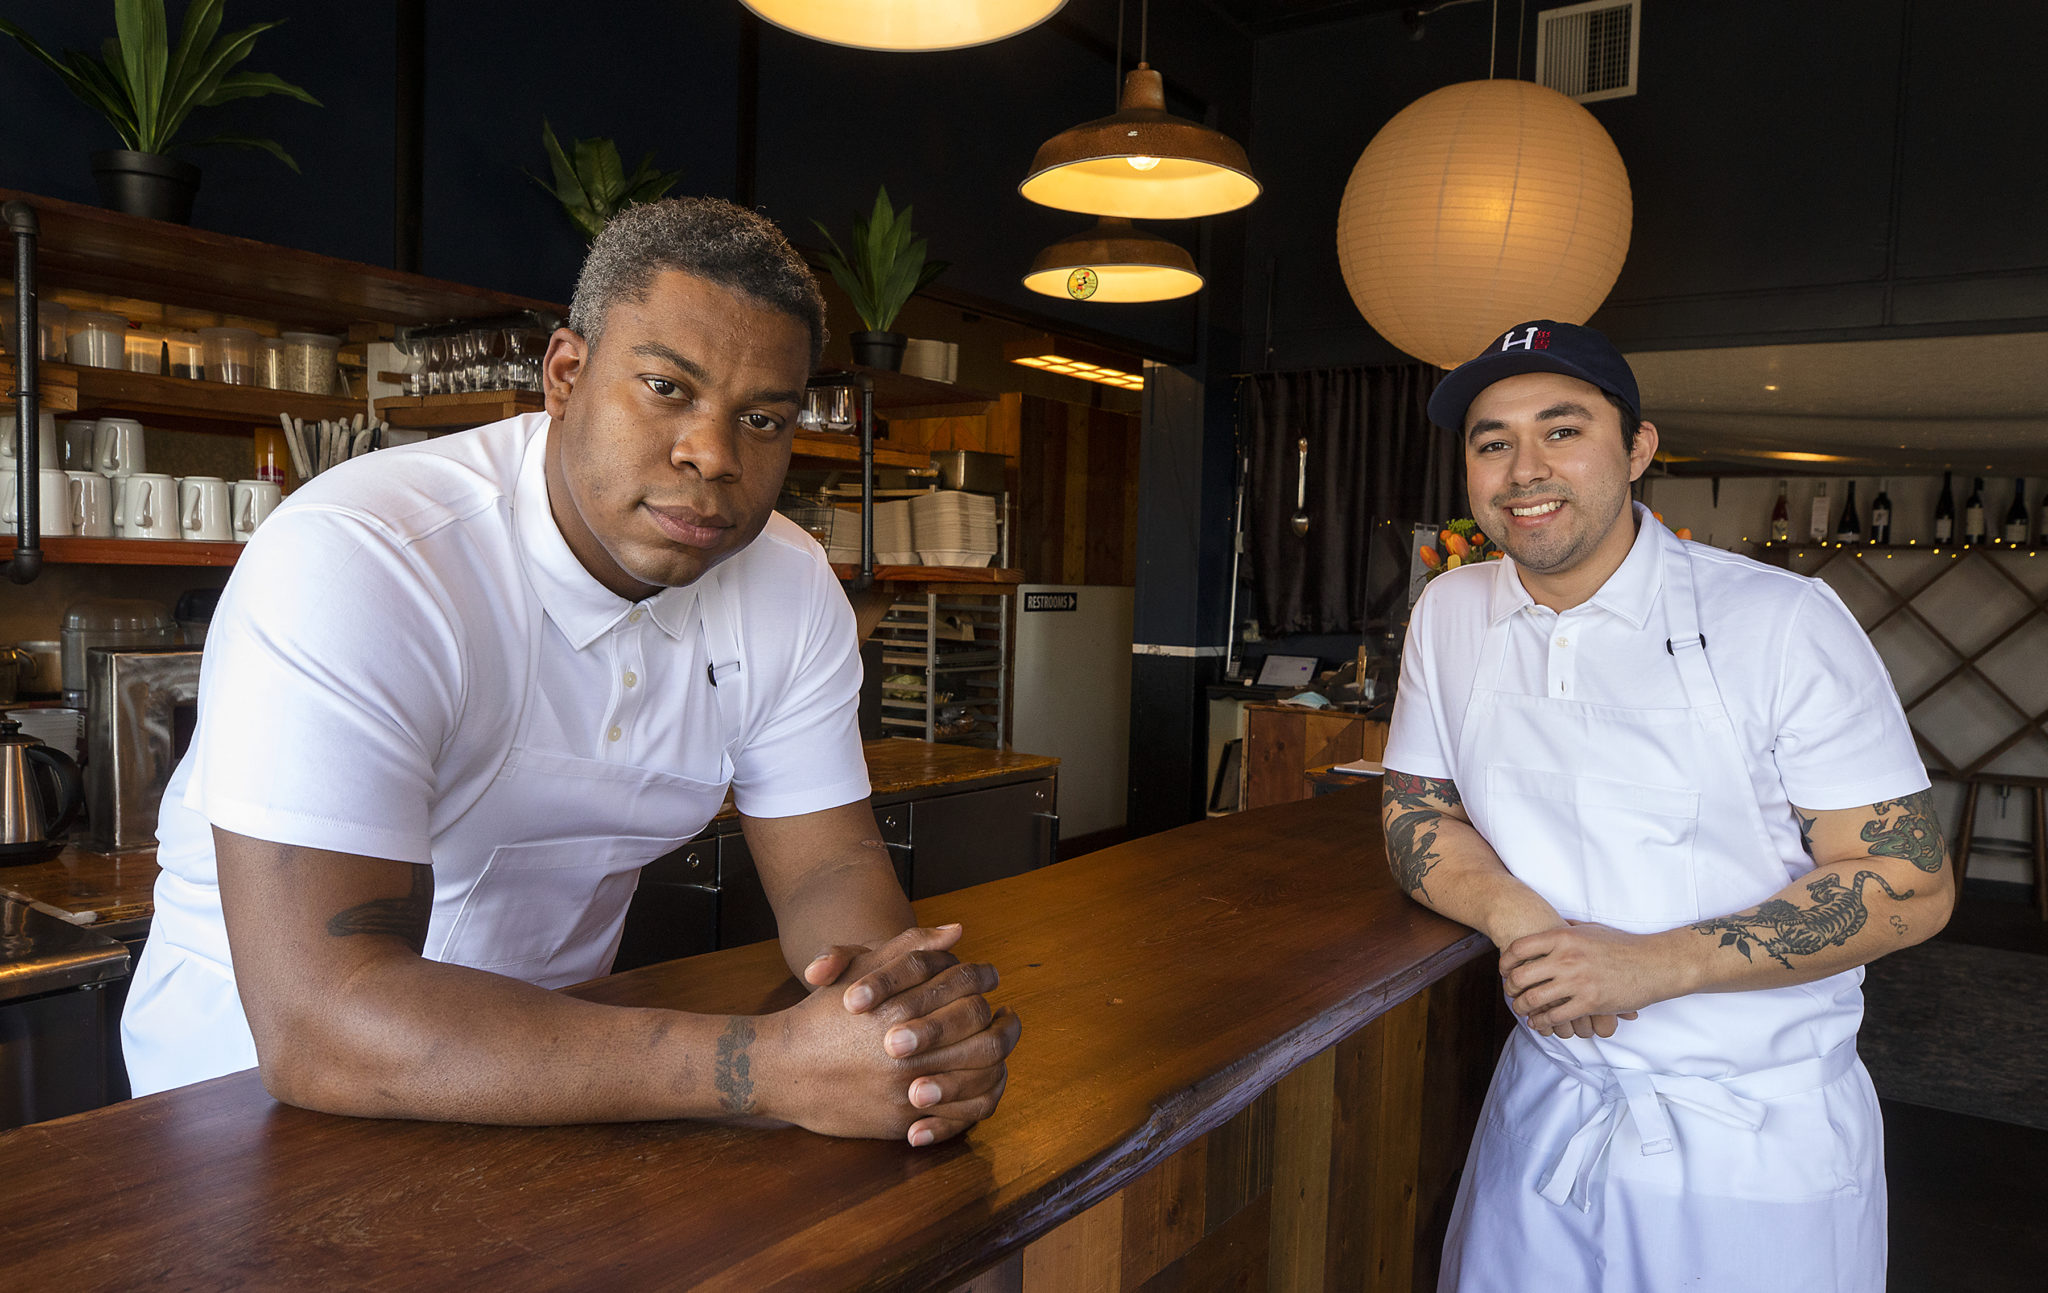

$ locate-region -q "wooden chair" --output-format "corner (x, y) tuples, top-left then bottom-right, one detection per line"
(1950, 773), (2048, 921)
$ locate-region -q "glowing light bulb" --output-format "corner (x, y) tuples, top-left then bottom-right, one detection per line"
(1125, 154), (1162, 171)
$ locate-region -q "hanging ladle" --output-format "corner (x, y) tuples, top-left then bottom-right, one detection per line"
(1291, 436), (1310, 536)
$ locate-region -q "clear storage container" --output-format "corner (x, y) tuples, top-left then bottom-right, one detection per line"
(125, 327), (165, 375)
(66, 310), (131, 369)
(198, 326), (258, 385)
(280, 331), (340, 395)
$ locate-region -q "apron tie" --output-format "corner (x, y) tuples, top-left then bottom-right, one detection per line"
(1531, 1039), (1857, 1212)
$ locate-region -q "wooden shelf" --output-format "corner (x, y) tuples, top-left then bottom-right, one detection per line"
(791, 432), (931, 470)
(840, 365), (997, 413)
(374, 390), (541, 429)
(831, 563), (1022, 589)
(1, 187), (559, 330)
(0, 357), (79, 413)
(1, 535), (242, 567)
(55, 363), (360, 429)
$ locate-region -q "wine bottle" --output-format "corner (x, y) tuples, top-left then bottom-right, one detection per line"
(1769, 480), (1791, 543)
(1809, 481), (1830, 543)
(1869, 479), (1892, 546)
(2001, 477), (2028, 545)
(1834, 481), (1861, 543)
(1934, 471), (1956, 545)
(1964, 478), (1987, 546)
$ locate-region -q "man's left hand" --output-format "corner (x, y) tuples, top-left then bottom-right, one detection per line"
(1500, 920), (1688, 1033)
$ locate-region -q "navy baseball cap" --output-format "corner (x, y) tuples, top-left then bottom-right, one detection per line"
(1425, 319), (1641, 433)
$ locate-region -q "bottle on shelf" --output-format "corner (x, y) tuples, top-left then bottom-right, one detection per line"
(1809, 480), (1831, 543)
(2004, 477), (2029, 546)
(1833, 481), (1861, 544)
(1933, 471), (1956, 546)
(1868, 479), (1892, 546)
(1964, 477), (1987, 547)
(1769, 480), (1791, 543)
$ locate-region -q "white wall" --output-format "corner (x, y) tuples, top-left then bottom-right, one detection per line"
(1645, 475), (2047, 886)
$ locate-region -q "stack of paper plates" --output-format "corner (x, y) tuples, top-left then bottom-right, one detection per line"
(911, 491), (999, 567)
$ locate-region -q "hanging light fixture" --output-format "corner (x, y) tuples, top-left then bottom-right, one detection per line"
(1335, 78), (1632, 368)
(1018, 0), (1259, 219)
(739, 0), (1065, 52)
(1022, 217), (1202, 303)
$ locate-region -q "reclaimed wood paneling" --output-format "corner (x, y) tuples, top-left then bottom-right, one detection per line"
(1244, 706), (1389, 809)
(1016, 393), (1140, 586)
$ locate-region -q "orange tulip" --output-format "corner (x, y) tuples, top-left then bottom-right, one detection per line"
(1420, 546), (1442, 570)
(1675, 527), (1694, 541)
(1443, 532), (1471, 559)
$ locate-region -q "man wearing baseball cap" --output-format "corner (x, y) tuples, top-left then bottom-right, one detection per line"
(1379, 319), (1950, 1290)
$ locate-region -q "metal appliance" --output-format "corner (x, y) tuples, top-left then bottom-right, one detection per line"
(84, 647), (202, 851)
(0, 712), (82, 864)
(0, 888), (130, 1129)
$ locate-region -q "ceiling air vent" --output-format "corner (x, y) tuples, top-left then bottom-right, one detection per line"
(1535, 0), (1640, 103)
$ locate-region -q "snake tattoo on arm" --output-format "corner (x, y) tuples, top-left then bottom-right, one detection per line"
(1382, 771), (1462, 900)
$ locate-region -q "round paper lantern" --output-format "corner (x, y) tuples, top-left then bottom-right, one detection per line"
(1336, 79), (1632, 369)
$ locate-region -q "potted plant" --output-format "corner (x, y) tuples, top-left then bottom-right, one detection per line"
(813, 186), (947, 372)
(0, 0), (318, 225)
(530, 119), (683, 242)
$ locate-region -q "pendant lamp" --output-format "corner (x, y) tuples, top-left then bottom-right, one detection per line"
(739, 0), (1064, 52)
(1022, 217), (1202, 303)
(1020, 63), (1260, 219)
(1335, 79), (1632, 368)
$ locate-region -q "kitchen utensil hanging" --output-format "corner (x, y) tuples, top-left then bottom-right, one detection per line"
(1292, 437), (1310, 536)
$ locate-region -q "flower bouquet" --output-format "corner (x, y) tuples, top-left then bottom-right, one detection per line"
(1418, 519), (1505, 584)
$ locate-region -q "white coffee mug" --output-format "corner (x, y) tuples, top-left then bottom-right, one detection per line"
(0, 409), (59, 467)
(94, 417), (147, 480)
(119, 472), (179, 539)
(0, 465), (73, 536)
(231, 478), (282, 541)
(59, 419), (97, 473)
(68, 470), (114, 537)
(179, 475), (232, 542)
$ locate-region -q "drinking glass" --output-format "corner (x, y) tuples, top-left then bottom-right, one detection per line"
(822, 384), (855, 433)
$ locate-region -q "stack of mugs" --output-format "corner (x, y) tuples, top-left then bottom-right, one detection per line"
(1, 413), (281, 543)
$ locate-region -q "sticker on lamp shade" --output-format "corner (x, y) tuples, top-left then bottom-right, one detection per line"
(1065, 268), (1099, 300)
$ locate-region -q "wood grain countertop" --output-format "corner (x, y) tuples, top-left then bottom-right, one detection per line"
(1, 739), (1058, 931)
(0, 787), (1485, 1291)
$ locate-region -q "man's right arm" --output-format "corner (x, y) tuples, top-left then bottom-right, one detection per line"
(216, 828), (979, 1133)
(1379, 770), (1632, 1039)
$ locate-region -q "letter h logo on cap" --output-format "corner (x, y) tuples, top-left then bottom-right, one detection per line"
(1499, 325), (1551, 352)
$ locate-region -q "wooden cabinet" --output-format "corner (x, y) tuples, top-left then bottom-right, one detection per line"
(1242, 703), (1388, 810)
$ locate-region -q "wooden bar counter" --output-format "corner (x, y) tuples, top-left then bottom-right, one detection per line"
(1, 787), (1501, 1292)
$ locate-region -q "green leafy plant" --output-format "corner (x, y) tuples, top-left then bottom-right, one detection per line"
(813, 186), (948, 334)
(532, 119), (683, 242)
(0, 0), (319, 170)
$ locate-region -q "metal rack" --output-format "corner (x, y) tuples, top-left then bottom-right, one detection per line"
(873, 593), (1009, 747)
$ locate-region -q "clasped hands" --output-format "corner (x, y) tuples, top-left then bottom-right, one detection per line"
(1499, 919), (1682, 1040)
(770, 923), (1020, 1147)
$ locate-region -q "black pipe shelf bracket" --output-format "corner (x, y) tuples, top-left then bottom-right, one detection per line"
(6, 198), (42, 584)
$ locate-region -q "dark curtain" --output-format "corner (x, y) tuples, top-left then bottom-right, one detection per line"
(1242, 363), (1457, 635)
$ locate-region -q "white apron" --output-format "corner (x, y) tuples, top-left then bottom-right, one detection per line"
(1437, 538), (1886, 1293)
(123, 570), (746, 1093)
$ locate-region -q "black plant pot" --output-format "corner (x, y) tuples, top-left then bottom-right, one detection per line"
(849, 330), (907, 372)
(90, 149), (200, 224)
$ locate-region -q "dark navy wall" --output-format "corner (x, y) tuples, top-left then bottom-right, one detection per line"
(1241, 0), (2048, 372)
(0, 2), (1254, 356)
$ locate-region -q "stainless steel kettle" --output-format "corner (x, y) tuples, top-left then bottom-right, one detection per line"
(0, 712), (82, 865)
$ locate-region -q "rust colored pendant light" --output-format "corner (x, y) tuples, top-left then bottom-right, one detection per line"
(1018, 1), (1258, 219)
(739, 0), (1064, 52)
(1022, 217), (1202, 303)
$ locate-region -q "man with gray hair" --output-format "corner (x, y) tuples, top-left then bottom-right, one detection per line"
(123, 198), (1020, 1144)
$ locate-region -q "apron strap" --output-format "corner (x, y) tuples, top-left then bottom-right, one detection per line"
(1532, 1035), (1858, 1211)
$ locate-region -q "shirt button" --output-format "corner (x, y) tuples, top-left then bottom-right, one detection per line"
(623, 670), (637, 688)
(628, 608), (645, 624)
(1555, 636), (1570, 647)
(607, 725), (623, 742)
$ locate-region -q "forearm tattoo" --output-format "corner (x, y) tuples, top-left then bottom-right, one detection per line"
(1795, 810), (1818, 859)
(1691, 870), (1914, 969)
(1861, 791), (1948, 873)
(325, 863), (433, 953)
(715, 1017), (757, 1114)
(1383, 772), (1463, 900)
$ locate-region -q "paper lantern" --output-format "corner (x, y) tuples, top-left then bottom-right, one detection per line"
(740, 0), (1064, 52)
(1336, 79), (1632, 369)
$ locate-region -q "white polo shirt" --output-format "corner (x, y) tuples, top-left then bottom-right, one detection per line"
(1386, 507), (1928, 860)
(127, 413), (868, 1092)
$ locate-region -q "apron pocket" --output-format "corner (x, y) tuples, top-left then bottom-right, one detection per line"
(1489, 765), (1702, 927)
(436, 833), (687, 989)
